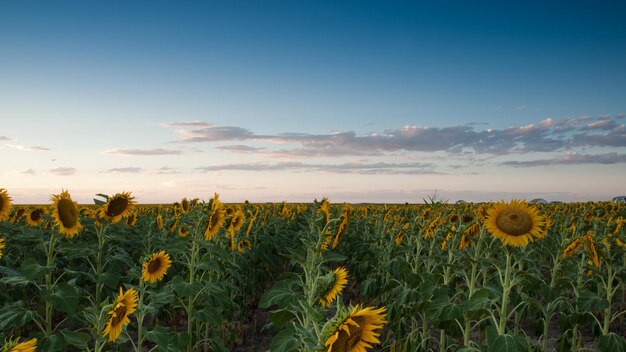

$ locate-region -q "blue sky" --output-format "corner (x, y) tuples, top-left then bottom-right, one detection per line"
(1, 1), (625, 203)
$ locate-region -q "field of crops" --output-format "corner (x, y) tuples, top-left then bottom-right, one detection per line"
(0, 188), (625, 352)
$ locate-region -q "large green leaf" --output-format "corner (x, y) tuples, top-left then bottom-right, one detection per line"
(41, 282), (81, 313)
(599, 333), (626, 352)
(60, 330), (90, 350)
(489, 334), (528, 352)
(464, 288), (492, 312)
(0, 301), (36, 330)
(269, 327), (301, 352)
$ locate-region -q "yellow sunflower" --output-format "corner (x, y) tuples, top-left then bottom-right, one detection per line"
(0, 236), (5, 259)
(484, 200), (546, 247)
(10, 208), (25, 224)
(156, 213), (163, 230)
(126, 211), (137, 227)
(228, 210), (245, 232)
(25, 207), (47, 227)
(181, 197), (190, 213)
(103, 287), (138, 342)
(204, 194), (225, 240)
(323, 305), (387, 352)
(0, 188), (12, 222)
(7, 337), (37, 352)
(320, 267), (348, 308)
(51, 190), (82, 238)
(142, 251), (172, 283)
(99, 192), (136, 224)
(178, 225), (191, 237)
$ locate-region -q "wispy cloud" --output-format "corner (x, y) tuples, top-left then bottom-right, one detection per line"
(2, 143), (50, 151)
(103, 148), (183, 156)
(165, 115), (625, 158)
(501, 152), (626, 167)
(105, 167), (144, 174)
(197, 161), (440, 175)
(50, 167), (78, 176)
(21, 168), (37, 175)
(0, 135), (12, 141)
(149, 166), (181, 174)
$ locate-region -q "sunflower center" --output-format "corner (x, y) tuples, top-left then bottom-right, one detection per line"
(58, 199), (78, 228)
(495, 209), (533, 236)
(30, 209), (43, 221)
(106, 198), (129, 217)
(147, 258), (162, 274)
(0, 197), (4, 210)
(111, 305), (128, 326)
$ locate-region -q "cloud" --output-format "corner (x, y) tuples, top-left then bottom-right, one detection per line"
(103, 148), (183, 156)
(21, 168), (37, 175)
(105, 167), (144, 174)
(0, 135), (12, 141)
(197, 161), (440, 175)
(149, 166), (181, 174)
(217, 145), (265, 153)
(2, 143), (50, 151)
(159, 120), (212, 128)
(50, 167), (78, 176)
(501, 152), (626, 167)
(163, 114), (626, 158)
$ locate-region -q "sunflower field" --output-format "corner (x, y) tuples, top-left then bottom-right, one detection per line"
(0, 188), (625, 352)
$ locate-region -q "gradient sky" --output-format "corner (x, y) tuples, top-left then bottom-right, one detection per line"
(1, 0), (625, 203)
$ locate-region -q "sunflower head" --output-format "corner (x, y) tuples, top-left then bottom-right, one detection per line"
(5, 337), (37, 352)
(322, 305), (387, 352)
(51, 190), (82, 238)
(25, 207), (48, 227)
(178, 225), (191, 237)
(228, 210), (245, 232)
(319, 267), (348, 308)
(103, 287), (138, 342)
(0, 188), (13, 222)
(99, 192), (136, 224)
(181, 198), (190, 213)
(142, 251), (172, 283)
(156, 213), (163, 230)
(484, 200), (546, 247)
(0, 236), (5, 259)
(205, 195), (225, 240)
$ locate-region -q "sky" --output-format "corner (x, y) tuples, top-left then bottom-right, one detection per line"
(1, 0), (625, 204)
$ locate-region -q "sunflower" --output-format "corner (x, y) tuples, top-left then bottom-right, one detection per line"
(323, 305), (387, 352)
(484, 200), (546, 247)
(10, 208), (25, 224)
(181, 197), (190, 213)
(0, 236), (5, 259)
(178, 225), (190, 237)
(103, 287), (138, 342)
(126, 211), (137, 226)
(51, 190), (82, 238)
(204, 194), (225, 240)
(156, 214), (163, 230)
(237, 239), (252, 253)
(228, 210), (245, 232)
(25, 207), (47, 227)
(0, 188), (12, 222)
(332, 204), (352, 249)
(320, 267), (348, 308)
(99, 192), (136, 224)
(142, 251), (172, 283)
(459, 234), (471, 250)
(6, 337), (37, 352)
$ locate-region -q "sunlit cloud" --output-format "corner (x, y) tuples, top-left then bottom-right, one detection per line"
(197, 161), (440, 175)
(103, 148), (183, 156)
(164, 115), (626, 159)
(104, 167), (144, 174)
(501, 152), (626, 167)
(50, 167), (78, 176)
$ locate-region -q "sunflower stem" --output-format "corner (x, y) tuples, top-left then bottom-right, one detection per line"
(136, 280), (146, 352)
(497, 246), (513, 335)
(44, 229), (59, 337)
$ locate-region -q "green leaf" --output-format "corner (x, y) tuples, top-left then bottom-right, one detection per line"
(193, 307), (223, 325)
(465, 288), (491, 312)
(171, 275), (202, 298)
(599, 333), (626, 352)
(41, 282), (82, 313)
(0, 301), (36, 330)
(269, 327), (300, 352)
(146, 325), (176, 349)
(259, 279), (301, 309)
(489, 334), (528, 352)
(0, 266), (32, 286)
(60, 330), (90, 350)
(269, 308), (296, 325)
